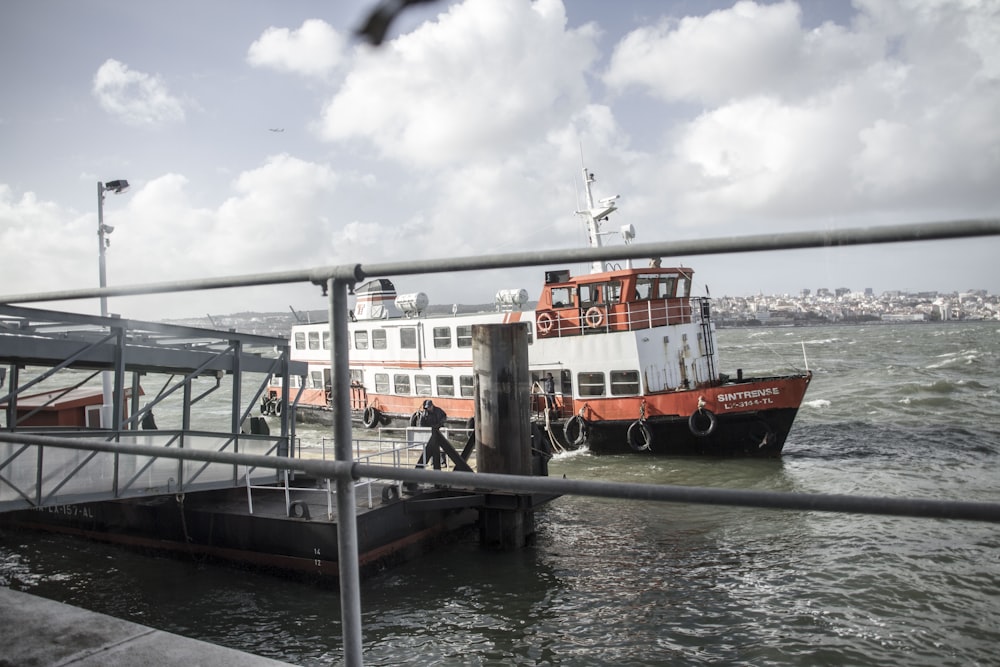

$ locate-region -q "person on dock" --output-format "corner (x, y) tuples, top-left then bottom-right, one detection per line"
(408, 400), (450, 489)
(417, 399), (447, 429)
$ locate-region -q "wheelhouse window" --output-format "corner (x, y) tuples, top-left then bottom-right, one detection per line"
(414, 374), (432, 396)
(607, 281), (622, 304)
(661, 276), (677, 299)
(322, 331), (331, 350)
(374, 373), (389, 393)
(459, 375), (475, 397)
(308, 331), (321, 350)
(393, 374), (411, 395)
(354, 330), (369, 350)
(400, 327), (417, 349)
(580, 281), (621, 306)
(635, 275), (657, 300)
(577, 371), (606, 397)
(550, 286), (572, 308)
(456, 325), (473, 348)
(433, 327), (451, 349)
(678, 275), (691, 297)
(436, 375), (455, 396)
(372, 329), (387, 350)
(294, 332), (306, 350)
(578, 283), (601, 306)
(610, 370), (640, 396)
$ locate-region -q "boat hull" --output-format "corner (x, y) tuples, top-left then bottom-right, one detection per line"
(551, 406), (800, 456)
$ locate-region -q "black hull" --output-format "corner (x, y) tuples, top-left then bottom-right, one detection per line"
(548, 407), (801, 457)
(0, 485), (478, 584)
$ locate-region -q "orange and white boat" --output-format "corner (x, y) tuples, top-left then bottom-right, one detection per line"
(264, 167), (812, 456)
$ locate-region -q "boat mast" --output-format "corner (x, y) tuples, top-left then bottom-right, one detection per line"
(577, 166), (620, 274)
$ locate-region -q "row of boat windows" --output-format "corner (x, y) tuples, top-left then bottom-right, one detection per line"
(293, 325), (534, 352)
(550, 274), (691, 308)
(297, 368), (642, 398)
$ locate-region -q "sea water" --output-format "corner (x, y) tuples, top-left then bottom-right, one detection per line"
(2, 322), (998, 666)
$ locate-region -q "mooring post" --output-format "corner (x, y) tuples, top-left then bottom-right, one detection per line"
(472, 322), (535, 550)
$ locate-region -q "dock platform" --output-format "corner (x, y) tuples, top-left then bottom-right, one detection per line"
(1, 474), (487, 584)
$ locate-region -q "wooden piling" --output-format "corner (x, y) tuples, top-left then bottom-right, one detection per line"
(472, 323), (535, 550)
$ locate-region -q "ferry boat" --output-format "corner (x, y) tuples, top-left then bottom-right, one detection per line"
(264, 167), (812, 456)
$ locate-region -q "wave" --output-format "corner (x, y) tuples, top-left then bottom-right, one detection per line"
(925, 350), (982, 369)
(804, 399), (831, 409)
(798, 337), (848, 346)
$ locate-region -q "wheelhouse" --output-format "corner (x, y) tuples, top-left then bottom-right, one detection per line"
(534, 265), (694, 338)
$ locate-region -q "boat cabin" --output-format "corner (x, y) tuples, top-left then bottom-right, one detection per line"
(534, 263), (694, 337)
(1, 386), (141, 429)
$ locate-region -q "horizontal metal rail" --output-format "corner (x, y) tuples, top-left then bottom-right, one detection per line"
(1, 219), (998, 304)
(3, 432), (999, 524)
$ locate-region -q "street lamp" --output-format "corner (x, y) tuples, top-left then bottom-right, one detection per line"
(97, 179), (129, 317)
(97, 179), (130, 428)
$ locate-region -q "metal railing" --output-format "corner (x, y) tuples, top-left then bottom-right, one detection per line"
(2, 218), (1000, 667)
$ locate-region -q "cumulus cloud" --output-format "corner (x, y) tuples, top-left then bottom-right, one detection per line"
(111, 156), (347, 283)
(607, 0), (1000, 228)
(605, 1), (884, 106)
(247, 19), (346, 78)
(92, 59), (185, 127)
(0, 186), (92, 292)
(317, 0), (599, 166)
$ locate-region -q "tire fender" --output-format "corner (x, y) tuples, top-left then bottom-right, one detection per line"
(688, 409), (717, 437)
(627, 420), (653, 451)
(564, 414), (588, 447)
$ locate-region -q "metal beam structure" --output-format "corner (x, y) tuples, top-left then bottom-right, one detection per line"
(0, 304), (306, 510)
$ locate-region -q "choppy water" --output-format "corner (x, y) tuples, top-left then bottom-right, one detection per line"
(2, 322), (999, 666)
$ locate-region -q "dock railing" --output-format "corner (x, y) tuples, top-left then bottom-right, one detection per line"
(248, 426), (475, 516)
(2, 218), (1000, 667)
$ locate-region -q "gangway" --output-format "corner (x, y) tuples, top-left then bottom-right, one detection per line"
(0, 304), (306, 512)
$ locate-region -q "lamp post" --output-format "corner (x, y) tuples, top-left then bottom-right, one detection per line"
(97, 179), (130, 428)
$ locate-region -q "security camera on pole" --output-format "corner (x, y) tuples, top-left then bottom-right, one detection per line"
(97, 179), (129, 428)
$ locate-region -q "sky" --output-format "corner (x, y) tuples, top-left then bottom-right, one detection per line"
(1, 0), (998, 321)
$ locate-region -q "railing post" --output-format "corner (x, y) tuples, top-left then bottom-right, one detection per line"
(329, 277), (364, 666)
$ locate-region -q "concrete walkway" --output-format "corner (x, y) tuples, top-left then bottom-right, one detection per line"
(0, 586), (295, 666)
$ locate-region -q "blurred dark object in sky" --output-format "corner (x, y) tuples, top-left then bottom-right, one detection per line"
(356, 0), (441, 46)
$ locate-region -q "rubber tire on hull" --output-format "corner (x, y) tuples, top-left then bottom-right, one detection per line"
(627, 420), (653, 452)
(564, 415), (588, 447)
(362, 406), (380, 429)
(688, 409), (717, 437)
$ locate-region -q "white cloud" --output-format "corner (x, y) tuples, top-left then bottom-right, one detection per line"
(4, 0), (999, 318)
(607, 0), (1000, 230)
(247, 19), (346, 79)
(317, 0), (599, 166)
(603, 0), (880, 105)
(0, 186), (91, 293)
(92, 59), (185, 127)
(109, 156), (348, 285)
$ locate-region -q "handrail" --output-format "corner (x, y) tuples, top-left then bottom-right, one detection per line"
(1, 219), (997, 305)
(2, 431), (999, 523)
